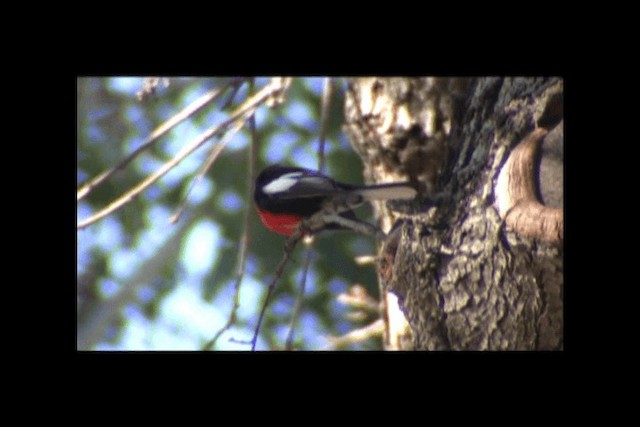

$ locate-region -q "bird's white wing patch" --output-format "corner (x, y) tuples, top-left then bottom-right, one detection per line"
(262, 172), (303, 194)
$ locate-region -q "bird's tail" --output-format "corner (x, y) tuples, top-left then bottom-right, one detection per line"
(355, 183), (417, 201)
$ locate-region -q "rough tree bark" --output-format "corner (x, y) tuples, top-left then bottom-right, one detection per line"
(344, 77), (563, 350)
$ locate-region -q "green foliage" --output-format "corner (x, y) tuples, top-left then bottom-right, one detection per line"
(77, 77), (383, 351)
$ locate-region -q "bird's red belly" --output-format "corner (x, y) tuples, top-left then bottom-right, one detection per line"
(257, 209), (303, 236)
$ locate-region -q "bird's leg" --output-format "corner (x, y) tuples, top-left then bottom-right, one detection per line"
(304, 211), (387, 241)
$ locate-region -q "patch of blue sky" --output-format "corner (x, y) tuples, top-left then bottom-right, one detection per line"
(133, 151), (198, 190)
(313, 136), (337, 154)
(272, 110), (288, 128)
(245, 255), (258, 275)
(101, 281), (225, 350)
(329, 295), (351, 334)
(76, 249), (91, 276)
(299, 266), (318, 295)
(123, 102), (145, 123)
(254, 106), (269, 128)
(133, 206), (183, 257)
(77, 202), (93, 224)
(137, 285), (156, 304)
(146, 205), (173, 230)
(123, 302), (149, 324)
(94, 215), (125, 253)
(109, 247), (139, 282)
(200, 108), (229, 135)
(334, 316), (352, 336)
(226, 130), (248, 152)
(180, 220), (221, 277)
(124, 103), (152, 137)
(291, 146), (319, 170)
(87, 103), (116, 122)
(236, 80), (252, 99)
(107, 77), (141, 96)
(304, 77), (325, 96)
(94, 304), (148, 350)
(77, 169), (88, 183)
(159, 280), (225, 335)
(76, 240), (95, 273)
(235, 275), (265, 320)
(104, 323), (122, 342)
(145, 185), (161, 201)
(217, 328), (262, 351)
(338, 132), (351, 149)
(99, 278), (121, 298)
(87, 123), (107, 143)
(274, 323), (290, 345)
(208, 274), (264, 338)
(163, 119), (208, 159)
(254, 77), (271, 87)
(298, 311), (329, 350)
(161, 160), (199, 189)
(134, 153), (164, 176)
(271, 295), (295, 318)
(266, 131), (298, 163)
(94, 341), (120, 351)
(210, 278), (238, 309)
(218, 191), (243, 213)
(179, 83), (208, 106)
(286, 100), (317, 131)
(77, 205), (97, 273)
(328, 278), (348, 294)
(156, 103), (176, 122)
(187, 176), (212, 205)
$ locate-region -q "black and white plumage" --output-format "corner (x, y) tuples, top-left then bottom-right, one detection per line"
(254, 164), (417, 236)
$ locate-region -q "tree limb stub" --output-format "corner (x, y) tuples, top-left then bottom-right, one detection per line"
(495, 128), (563, 243)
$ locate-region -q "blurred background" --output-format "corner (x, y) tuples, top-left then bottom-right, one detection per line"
(77, 77), (383, 350)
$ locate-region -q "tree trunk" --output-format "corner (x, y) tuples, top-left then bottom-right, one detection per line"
(344, 77), (563, 350)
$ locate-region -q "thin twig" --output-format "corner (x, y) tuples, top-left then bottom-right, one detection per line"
(283, 78), (334, 350)
(317, 77), (333, 174)
(324, 318), (385, 350)
(220, 81), (244, 110)
(169, 111), (252, 224)
(77, 78), (287, 230)
(284, 248), (313, 350)
(136, 77), (170, 101)
(78, 79), (242, 201)
(354, 255), (376, 265)
(169, 142), (226, 225)
(336, 284), (380, 313)
(250, 228), (303, 351)
(202, 94), (258, 350)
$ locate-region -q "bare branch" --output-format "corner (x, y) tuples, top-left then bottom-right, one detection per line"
(169, 111), (251, 224)
(495, 128), (563, 242)
(203, 100), (259, 350)
(336, 284), (380, 314)
(316, 77), (333, 174)
(136, 77), (170, 101)
(324, 319), (385, 350)
(78, 79), (243, 201)
(284, 246), (313, 350)
(77, 78), (289, 230)
(354, 255), (376, 265)
(250, 227), (304, 351)
(282, 82), (338, 349)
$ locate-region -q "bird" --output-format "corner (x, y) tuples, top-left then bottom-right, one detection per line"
(254, 164), (417, 237)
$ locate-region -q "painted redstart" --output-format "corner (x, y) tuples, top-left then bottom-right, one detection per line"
(254, 164), (417, 236)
